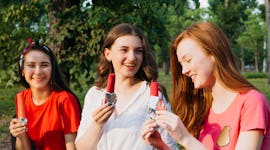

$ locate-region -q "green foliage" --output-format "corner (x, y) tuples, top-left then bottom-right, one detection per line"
(207, 0), (267, 72)
(237, 9), (266, 71)
(0, 0), (48, 87)
(0, 0), (269, 92)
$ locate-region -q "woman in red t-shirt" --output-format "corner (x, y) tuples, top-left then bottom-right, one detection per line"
(9, 39), (81, 150)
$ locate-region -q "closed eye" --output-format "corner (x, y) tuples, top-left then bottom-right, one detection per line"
(120, 48), (128, 52)
(135, 48), (143, 54)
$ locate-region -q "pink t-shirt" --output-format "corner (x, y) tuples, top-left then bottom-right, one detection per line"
(199, 90), (270, 150)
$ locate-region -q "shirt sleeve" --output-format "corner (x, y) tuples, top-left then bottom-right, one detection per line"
(240, 90), (270, 134)
(59, 91), (81, 134)
(75, 87), (104, 142)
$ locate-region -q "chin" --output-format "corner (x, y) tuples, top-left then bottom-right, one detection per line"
(194, 83), (203, 89)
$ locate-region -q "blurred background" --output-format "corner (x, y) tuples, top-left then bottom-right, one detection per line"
(1, 0), (270, 148)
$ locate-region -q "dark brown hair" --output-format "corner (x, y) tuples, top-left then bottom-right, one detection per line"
(95, 23), (168, 100)
(18, 39), (81, 110)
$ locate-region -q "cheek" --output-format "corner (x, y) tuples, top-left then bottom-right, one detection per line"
(137, 55), (143, 64)
(46, 68), (52, 76)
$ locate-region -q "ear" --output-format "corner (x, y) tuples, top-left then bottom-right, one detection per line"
(210, 55), (215, 63)
(104, 48), (112, 62)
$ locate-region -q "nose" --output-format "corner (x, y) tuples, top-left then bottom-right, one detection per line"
(181, 64), (189, 75)
(34, 66), (42, 74)
(127, 51), (136, 61)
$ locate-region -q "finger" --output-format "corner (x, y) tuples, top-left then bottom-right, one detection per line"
(92, 103), (110, 116)
(93, 104), (113, 120)
(94, 105), (115, 124)
(142, 130), (155, 143)
(98, 107), (115, 122)
(10, 126), (27, 136)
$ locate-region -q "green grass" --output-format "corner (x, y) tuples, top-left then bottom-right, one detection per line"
(249, 78), (270, 99)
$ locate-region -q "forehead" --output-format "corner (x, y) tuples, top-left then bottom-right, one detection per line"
(176, 38), (203, 59)
(113, 35), (142, 48)
(24, 50), (50, 62)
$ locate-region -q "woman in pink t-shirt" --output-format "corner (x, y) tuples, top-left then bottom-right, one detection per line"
(141, 22), (270, 150)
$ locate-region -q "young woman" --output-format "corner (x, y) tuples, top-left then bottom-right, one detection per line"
(141, 22), (270, 150)
(9, 39), (81, 150)
(75, 23), (177, 150)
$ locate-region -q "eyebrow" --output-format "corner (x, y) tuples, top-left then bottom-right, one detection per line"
(25, 61), (50, 64)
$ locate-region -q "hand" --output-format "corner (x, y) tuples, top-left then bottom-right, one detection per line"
(155, 110), (191, 144)
(92, 103), (115, 126)
(141, 119), (164, 147)
(9, 118), (27, 138)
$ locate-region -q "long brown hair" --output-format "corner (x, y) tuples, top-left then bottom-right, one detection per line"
(170, 22), (256, 137)
(95, 23), (168, 98)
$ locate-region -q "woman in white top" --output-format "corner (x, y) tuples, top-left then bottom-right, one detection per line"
(75, 23), (178, 150)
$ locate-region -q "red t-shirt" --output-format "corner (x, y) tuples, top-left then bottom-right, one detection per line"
(15, 89), (81, 150)
(199, 90), (270, 150)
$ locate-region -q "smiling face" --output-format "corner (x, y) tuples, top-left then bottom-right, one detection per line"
(104, 35), (143, 79)
(176, 38), (215, 89)
(22, 50), (52, 90)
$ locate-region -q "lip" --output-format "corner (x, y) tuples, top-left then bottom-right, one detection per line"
(32, 77), (44, 82)
(124, 63), (136, 67)
(190, 75), (196, 81)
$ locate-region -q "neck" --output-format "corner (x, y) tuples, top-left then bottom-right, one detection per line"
(211, 80), (237, 113)
(31, 87), (52, 105)
(114, 76), (141, 91)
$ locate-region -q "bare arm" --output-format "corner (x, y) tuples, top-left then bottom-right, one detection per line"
(10, 118), (31, 150)
(235, 130), (263, 150)
(65, 133), (77, 150)
(75, 104), (115, 149)
(16, 134), (32, 150)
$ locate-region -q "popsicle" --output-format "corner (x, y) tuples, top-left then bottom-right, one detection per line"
(104, 73), (117, 105)
(16, 93), (27, 124)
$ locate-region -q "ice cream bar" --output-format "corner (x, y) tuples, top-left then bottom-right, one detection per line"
(16, 93), (25, 118)
(104, 73), (117, 104)
(148, 81), (166, 119)
(106, 73), (115, 93)
(150, 82), (158, 96)
(16, 93), (27, 124)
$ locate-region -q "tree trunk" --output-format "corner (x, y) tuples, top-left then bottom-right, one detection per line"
(240, 46), (245, 72)
(47, 0), (80, 84)
(254, 41), (259, 72)
(265, 0), (270, 84)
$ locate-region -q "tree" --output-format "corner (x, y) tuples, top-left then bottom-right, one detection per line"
(208, 0), (258, 69)
(237, 9), (266, 72)
(0, 0), (177, 90)
(0, 0), (48, 86)
(265, 0), (270, 83)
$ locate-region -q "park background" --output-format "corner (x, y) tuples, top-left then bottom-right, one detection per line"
(1, 0), (270, 148)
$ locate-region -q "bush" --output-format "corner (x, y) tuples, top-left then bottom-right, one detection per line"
(241, 72), (268, 79)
